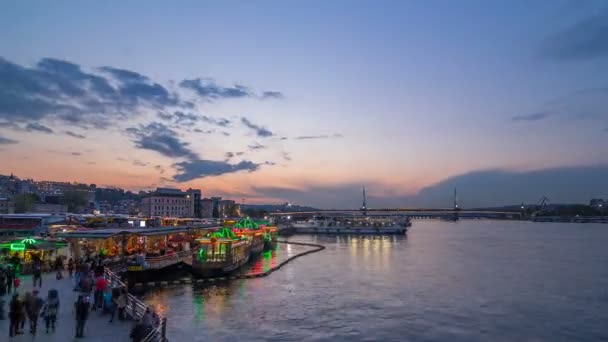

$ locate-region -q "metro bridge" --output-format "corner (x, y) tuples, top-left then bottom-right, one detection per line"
(269, 209), (523, 220)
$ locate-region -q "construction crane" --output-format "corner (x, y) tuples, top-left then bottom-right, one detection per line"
(531, 196), (550, 217)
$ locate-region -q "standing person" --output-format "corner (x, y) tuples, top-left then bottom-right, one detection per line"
(26, 289), (44, 335)
(44, 289), (60, 333)
(6, 267), (14, 294)
(74, 295), (90, 338)
(68, 258), (74, 279)
(0, 268), (6, 297)
(32, 261), (42, 288)
(8, 294), (24, 337)
(117, 288), (128, 321)
(108, 288), (118, 322)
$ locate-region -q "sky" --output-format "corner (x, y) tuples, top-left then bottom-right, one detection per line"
(0, 0), (607, 208)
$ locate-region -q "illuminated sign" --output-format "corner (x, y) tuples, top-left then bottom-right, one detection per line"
(21, 238), (37, 244)
(10, 243), (26, 251)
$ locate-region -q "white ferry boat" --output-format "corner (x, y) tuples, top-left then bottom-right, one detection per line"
(291, 216), (410, 235)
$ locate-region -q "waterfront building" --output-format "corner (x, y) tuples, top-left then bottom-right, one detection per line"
(141, 187), (203, 218)
(0, 213), (67, 237)
(187, 188), (202, 218)
(201, 198), (213, 218)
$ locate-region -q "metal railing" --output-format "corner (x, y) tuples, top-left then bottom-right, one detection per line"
(145, 250), (192, 269)
(104, 267), (167, 342)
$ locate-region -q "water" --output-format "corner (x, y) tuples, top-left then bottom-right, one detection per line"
(143, 221), (608, 341)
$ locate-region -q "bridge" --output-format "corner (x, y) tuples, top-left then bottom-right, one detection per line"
(269, 209), (522, 220)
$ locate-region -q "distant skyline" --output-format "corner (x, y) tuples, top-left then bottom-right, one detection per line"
(1, 1), (607, 208)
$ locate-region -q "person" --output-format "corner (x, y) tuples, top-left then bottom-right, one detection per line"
(108, 287), (119, 322)
(13, 276), (20, 294)
(93, 275), (107, 311)
(0, 268), (6, 296)
(44, 289), (60, 333)
(117, 288), (128, 321)
(26, 289), (44, 335)
(68, 258), (74, 279)
(130, 320), (148, 342)
(74, 295), (90, 338)
(8, 294), (24, 337)
(0, 297), (5, 320)
(142, 308), (154, 328)
(32, 261), (42, 287)
(6, 267), (14, 294)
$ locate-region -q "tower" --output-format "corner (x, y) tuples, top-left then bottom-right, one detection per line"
(453, 188), (459, 211)
(361, 186), (367, 215)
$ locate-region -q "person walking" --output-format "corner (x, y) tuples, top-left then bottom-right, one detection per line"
(93, 274), (107, 311)
(32, 261), (42, 288)
(0, 268), (6, 297)
(8, 294), (23, 336)
(44, 289), (60, 333)
(74, 295), (90, 338)
(68, 258), (74, 279)
(26, 289), (44, 335)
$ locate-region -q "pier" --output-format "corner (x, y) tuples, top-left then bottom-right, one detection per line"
(0, 272), (132, 341)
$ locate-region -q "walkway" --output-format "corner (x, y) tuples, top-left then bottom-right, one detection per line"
(0, 272), (132, 341)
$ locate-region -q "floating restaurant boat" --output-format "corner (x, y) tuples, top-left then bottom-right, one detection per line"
(291, 215), (411, 235)
(191, 218), (280, 277)
(191, 227), (251, 278)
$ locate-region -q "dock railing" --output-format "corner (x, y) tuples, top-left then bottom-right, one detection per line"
(104, 267), (168, 342)
(145, 250), (192, 269)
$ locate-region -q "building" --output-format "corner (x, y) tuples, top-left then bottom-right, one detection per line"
(141, 187), (202, 218)
(0, 213), (66, 237)
(201, 198), (213, 218)
(219, 200), (240, 218)
(0, 197), (14, 214)
(32, 203), (68, 213)
(186, 188), (202, 218)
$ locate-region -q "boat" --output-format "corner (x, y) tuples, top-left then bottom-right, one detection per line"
(191, 228), (251, 278)
(291, 216), (410, 235)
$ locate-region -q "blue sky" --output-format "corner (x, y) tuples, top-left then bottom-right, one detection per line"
(0, 1), (607, 208)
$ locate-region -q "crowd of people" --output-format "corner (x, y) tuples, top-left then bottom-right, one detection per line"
(1, 255), (162, 341)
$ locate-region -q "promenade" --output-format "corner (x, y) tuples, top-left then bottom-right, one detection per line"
(0, 272), (132, 341)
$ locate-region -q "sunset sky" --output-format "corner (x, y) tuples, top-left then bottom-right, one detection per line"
(1, 1), (607, 208)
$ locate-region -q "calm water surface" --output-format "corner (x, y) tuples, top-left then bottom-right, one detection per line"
(144, 221), (608, 341)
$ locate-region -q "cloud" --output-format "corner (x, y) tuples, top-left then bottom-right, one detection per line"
(71, 152), (82, 156)
(0, 57), (186, 129)
(261, 91), (284, 99)
(25, 122), (53, 133)
(173, 159), (268, 182)
(293, 133), (343, 140)
(241, 117), (273, 137)
(65, 131), (86, 139)
(157, 111), (231, 129)
(98, 66), (149, 83)
(282, 152), (292, 161)
(235, 152), (245, 156)
(251, 165), (608, 208)
(180, 78), (251, 99)
(126, 122), (199, 159)
(154, 164), (165, 174)
(132, 159), (148, 167)
(248, 142), (266, 150)
(225, 152), (235, 159)
(0, 135), (17, 144)
(542, 10), (608, 61)
(511, 112), (550, 122)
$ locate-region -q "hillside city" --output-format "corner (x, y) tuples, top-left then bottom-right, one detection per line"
(0, 173), (314, 218)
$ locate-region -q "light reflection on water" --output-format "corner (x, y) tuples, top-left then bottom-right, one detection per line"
(143, 221), (608, 342)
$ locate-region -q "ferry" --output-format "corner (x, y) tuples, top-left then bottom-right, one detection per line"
(291, 216), (410, 235)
